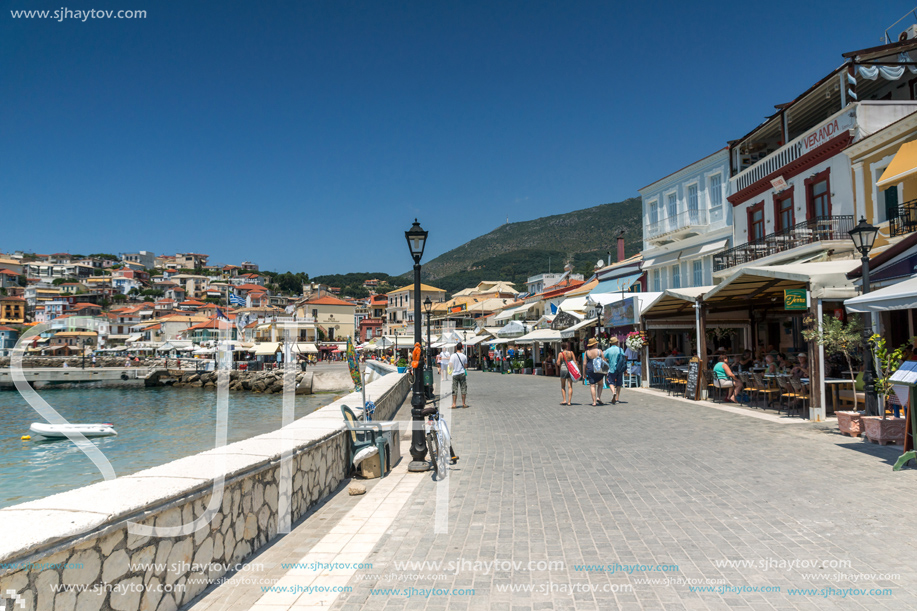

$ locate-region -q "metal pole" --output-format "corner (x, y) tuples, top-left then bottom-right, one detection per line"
(408, 263), (429, 471)
(425, 309), (433, 399)
(861, 254), (879, 418)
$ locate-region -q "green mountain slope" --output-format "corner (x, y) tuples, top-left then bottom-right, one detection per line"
(415, 197), (643, 294)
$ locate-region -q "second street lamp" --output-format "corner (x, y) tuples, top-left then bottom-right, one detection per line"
(405, 219), (431, 472)
(849, 217), (880, 418)
(424, 296), (433, 399)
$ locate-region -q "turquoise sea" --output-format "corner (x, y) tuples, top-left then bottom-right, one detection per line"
(0, 386), (334, 508)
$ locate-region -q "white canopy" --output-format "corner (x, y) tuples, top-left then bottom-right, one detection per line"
(561, 318), (597, 338)
(157, 340), (194, 352)
(845, 275), (917, 313)
(293, 343), (319, 354)
(251, 342), (280, 356)
(558, 296), (589, 314)
(193, 347), (215, 355)
(463, 334), (492, 347)
(497, 320), (529, 337)
(514, 329), (562, 344)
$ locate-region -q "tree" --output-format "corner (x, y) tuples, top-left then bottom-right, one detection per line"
(112, 294), (128, 302)
(803, 314), (863, 409)
(868, 334), (914, 418)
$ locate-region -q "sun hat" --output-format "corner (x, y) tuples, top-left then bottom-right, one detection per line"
(716, 346), (727, 352)
(797, 353), (807, 358)
(609, 337), (619, 344)
(586, 338), (598, 348)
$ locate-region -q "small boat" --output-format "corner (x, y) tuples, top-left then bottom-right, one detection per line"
(28, 423), (117, 439)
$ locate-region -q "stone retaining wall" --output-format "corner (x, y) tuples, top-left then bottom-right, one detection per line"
(0, 363), (407, 611)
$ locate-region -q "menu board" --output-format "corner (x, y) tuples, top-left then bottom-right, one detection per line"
(684, 357), (701, 401)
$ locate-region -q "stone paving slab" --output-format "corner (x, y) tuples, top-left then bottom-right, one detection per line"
(184, 371), (917, 610)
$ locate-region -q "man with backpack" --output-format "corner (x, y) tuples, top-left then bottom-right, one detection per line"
(603, 337), (626, 405)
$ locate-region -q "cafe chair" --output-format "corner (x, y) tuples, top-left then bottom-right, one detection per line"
(753, 372), (781, 409)
(789, 377), (810, 415)
(739, 372), (760, 408)
(774, 375), (799, 415)
(706, 370), (722, 402)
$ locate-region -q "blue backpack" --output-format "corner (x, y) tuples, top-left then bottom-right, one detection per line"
(612, 346), (627, 375)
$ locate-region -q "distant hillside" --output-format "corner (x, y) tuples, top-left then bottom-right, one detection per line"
(411, 198), (643, 295)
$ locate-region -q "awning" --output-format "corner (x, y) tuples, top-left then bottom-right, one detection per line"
(126, 333), (143, 343)
(845, 275), (917, 313)
(293, 343), (319, 354)
(591, 273), (642, 295)
(497, 320), (529, 337)
(493, 307), (521, 321)
(157, 340), (194, 352)
(643, 239), (729, 269)
(463, 334), (492, 347)
(641, 287), (712, 318)
(558, 296), (589, 314)
(514, 329), (562, 344)
(878, 141), (917, 187)
(560, 318), (597, 338)
(251, 342), (280, 356)
(703, 261), (860, 306)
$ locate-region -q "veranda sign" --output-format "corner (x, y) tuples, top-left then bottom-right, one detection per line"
(784, 289), (808, 310)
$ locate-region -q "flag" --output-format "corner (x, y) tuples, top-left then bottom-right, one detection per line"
(216, 308), (229, 321)
(229, 293), (246, 307)
(345, 336), (362, 392)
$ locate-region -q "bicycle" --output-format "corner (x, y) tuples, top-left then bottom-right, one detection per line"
(421, 404), (456, 480)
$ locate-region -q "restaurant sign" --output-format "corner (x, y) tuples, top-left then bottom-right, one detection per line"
(450, 303), (467, 313)
(603, 296), (638, 328)
(784, 289), (808, 311)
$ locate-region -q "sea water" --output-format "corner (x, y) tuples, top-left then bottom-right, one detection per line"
(0, 386), (334, 508)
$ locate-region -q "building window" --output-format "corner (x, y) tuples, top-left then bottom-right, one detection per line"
(667, 193), (677, 220)
(775, 188), (794, 232)
(692, 260), (703, 287)
(652, 270), (660, 292)
(649, 201), (658, 225)
(671, 264), (681, 289)
(687, 184), (699, 219)
(709, 174), (723, 209)
(805, 169), (831, 219)
(748, 201), (766, 242)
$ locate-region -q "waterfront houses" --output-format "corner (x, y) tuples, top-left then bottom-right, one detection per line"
(0, 325), (18, 357)
(294, 295), (356, 342)
(383, 283), (446, 335)
(1, 296), (27, 324)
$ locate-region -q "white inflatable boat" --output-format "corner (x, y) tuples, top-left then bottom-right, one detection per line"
(28, 423), (118, 439)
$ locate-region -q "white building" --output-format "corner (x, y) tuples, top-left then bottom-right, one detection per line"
(122, 251), (155, 269)
(526, 272), (584, 295)
(639, 149), (733, 292)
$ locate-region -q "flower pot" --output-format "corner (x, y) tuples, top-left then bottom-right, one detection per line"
(862, 416), (907, 446)
(397, 367), (406, 374)
(836, 411), (865, 438)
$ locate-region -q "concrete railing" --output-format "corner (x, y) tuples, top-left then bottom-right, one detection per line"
(0, 364), (408, 611)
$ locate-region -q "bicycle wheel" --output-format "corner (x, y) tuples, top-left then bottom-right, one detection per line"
(426, 431), (439, 476)
(435, 427), (448, 478)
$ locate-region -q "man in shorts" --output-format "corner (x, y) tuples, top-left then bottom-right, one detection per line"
(449, 343), (468, 409)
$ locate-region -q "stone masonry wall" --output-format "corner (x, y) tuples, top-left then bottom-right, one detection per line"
(0, 364), (408, 611)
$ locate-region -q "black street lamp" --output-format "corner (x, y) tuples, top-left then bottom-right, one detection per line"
(849, 217), (880, 417)
(424, 296), (433, 399)
(81, 338), (86, 369)
(405, 219), (430, 471)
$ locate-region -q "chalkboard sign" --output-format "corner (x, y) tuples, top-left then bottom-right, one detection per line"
(684, 357), (701, 401)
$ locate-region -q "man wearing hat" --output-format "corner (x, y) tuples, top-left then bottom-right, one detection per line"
(791, 353), (810, 379)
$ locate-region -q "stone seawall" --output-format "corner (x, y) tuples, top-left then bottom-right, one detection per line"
(0, 363), (408, 611)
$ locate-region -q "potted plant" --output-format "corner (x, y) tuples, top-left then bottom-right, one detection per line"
(802, 314), (864, 436)
(396, 357), (407, 374)
(524, 357), (534, 374)
(861, 335), (912, 445)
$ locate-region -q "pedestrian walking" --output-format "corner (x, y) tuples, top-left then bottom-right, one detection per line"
(556, 341), (576, 405)
(582, 338), (607, 406)
(603, 337), (625, 404)
(449, 343), (468, 409)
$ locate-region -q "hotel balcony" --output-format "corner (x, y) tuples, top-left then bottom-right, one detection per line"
(889, 199), (917, 238)
(646, 209), (708, 243)
(713, 215), (854, 272)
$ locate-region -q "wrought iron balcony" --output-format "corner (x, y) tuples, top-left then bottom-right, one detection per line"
(646, 208), (709, 241)
(889, 199), (917, 238)
(713, 215), (854, 272)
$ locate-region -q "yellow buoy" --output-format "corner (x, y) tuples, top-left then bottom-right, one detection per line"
(21, 435), (31, 441)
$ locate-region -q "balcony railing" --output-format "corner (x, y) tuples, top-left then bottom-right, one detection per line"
(646, 208), (709, 240)
(713, 215), (854, 272)
(889, 199), (917, 238)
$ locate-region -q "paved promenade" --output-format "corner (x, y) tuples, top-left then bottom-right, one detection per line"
(187, 371), (917, 610)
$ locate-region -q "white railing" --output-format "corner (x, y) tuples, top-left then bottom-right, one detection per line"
(646, 208), (709, 239)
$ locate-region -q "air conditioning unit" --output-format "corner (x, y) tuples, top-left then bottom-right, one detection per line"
(899, 24), (917, 41)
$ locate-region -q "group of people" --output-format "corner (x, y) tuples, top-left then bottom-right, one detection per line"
(712, 348), (810, 403)
(557, 337), (631, 406)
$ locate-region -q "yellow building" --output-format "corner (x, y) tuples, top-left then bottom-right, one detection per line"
(294, 296), (356, 342)
(384, 283), (446, 335)
(845, 111), (917, 250)
(0, 296), (27, 324)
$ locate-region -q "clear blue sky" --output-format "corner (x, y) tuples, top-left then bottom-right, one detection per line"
(2, 1), (911, 275)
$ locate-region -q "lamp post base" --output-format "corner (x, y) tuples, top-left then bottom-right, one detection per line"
(408, 460), (432, 472)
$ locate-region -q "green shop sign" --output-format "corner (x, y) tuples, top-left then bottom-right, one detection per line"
(784, 289), (808, 310)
